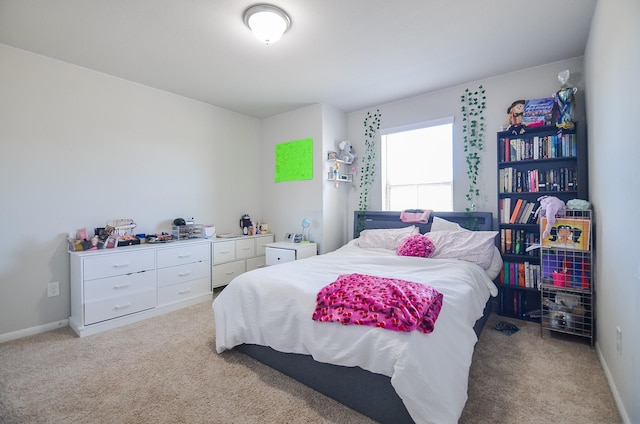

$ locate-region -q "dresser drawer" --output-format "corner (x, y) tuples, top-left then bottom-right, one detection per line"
(255, 235), (274, 256)
(157, 277), (211, 306)
(84, 289), (156, 325)
(266, 247), (296, 265)
(157, 260), (210, 288)
(212, 260), (245, 288)
(246, 256), (266, 272)
(235, 238), (255, 259)
(84, 270), (156, 302)
(83, 250), (155, 281)
(212, 240), (236, 264)
(157, 242), (209, 269)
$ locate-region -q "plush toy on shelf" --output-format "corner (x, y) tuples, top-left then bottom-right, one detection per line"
(506, 99), (526, 134)
(337, 140), (355, 164)
(534, 195), (567, 239)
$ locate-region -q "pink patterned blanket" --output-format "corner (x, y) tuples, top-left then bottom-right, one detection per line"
(312, 273), (443, 334)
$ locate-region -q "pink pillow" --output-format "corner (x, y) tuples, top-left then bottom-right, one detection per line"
(397, 234), (435, 258)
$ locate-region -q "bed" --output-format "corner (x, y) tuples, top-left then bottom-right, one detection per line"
(213, 211), (500, 424)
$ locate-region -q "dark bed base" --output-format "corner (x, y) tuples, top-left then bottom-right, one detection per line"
(235, 211), (495, 424)
(235, 344), (413, 423)
(235, 303), (491, 424)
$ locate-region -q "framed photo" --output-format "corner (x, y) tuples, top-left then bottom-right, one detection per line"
(105, 235), (118, 249)
(541, 217), (591, 251)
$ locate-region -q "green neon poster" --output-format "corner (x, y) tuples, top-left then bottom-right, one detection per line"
(275, 138), (313, 182)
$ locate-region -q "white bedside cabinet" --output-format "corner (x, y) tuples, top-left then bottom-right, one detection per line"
(265, 242), (317, 266)
(210, 234), (274, 287)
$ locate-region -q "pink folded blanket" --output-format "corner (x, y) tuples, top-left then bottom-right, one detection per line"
(400, 209), (432, 223)
(312, 273), (443, 334)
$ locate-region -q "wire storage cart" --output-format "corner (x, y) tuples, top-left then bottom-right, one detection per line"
(540, 209), (593, 345)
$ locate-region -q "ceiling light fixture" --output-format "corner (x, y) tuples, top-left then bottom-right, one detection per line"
(243, 4), (291, 44)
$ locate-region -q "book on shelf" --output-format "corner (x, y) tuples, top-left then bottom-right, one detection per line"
(509, 199), (524, 223)
(500, 229), (539, 256)
(499, 260), (541, 289)
(513, 231), (521, 255)
(500, 166), (576, 193)
(500, 198), (512, 224)
(498, 130), (577, 162)
(519, 201), (534, 224)
(517, 263), (526, 287)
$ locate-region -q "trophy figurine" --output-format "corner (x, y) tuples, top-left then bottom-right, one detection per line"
(555, 70), (578, 129)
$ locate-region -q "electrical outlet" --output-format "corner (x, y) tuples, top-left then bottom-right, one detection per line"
(616, 326), (622, 355)
(48, 281), (60, 297)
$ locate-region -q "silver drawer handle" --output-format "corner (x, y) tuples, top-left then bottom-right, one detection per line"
(241, 247), (250, 251)
(220, 250), (230, 254)
(178, 254), (191, 259)
(178, 271), (192, 277)
(114, 303), (131, 310)
(178, 288), (192, 294)
(112, 263), (130, 268)
(113, 284), (130, 289)
(224, 271), (235, 275)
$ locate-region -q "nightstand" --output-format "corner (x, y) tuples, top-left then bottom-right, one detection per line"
(265, 242), (317, 266)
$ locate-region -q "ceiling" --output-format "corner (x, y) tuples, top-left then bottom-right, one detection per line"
(0, 0), (596, 119)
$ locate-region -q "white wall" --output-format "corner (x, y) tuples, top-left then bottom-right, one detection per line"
(0, 44), (261, 336)
(345, 57), (586, 236)
(259, 104), (325, 248)
(321, 104), (350, 252)
(584, 1), (640, 422)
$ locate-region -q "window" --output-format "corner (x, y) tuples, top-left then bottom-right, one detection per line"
(381, 118), (453, 211)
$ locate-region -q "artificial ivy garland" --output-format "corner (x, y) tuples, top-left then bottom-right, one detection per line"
(460, 85), (486, 212)
(358, 109), (382, 212)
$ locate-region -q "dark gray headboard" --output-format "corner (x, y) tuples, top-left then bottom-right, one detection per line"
(353, 211), (493, 238)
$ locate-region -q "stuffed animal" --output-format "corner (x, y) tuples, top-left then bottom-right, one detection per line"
(534, 195), (567, 239)
(506, 100), (526, 134)
(338, 140), (355, 163)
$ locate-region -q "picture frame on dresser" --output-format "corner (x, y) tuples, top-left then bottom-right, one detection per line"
(105, 236), (118, 249)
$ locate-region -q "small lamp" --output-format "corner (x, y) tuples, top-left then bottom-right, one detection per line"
(243, 4), (291, 44)
(301, 218), (311, 242)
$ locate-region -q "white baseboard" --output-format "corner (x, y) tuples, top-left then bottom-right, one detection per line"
(596, 341), (630, 424)
(0, 319), (70, 344)
(1, 294), (213, 343)
(70, 294), (213, 337)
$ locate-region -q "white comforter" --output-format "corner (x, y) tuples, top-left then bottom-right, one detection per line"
(213, 242), (498, 424)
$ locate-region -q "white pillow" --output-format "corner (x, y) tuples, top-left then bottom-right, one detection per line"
(430, 217), (503, 277)
(430, 216), (463, 231)
(357, 226), (419, 250)
(485, 246), (504, 280)
(426, 230), (499, 269)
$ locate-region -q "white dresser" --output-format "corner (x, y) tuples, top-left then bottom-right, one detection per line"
(265, 242), (317, 266)
(210, 234), (274, 288)
(69, 239), (211, 337)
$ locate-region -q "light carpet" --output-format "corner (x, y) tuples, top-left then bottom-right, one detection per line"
(0, 297), (620, 423)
